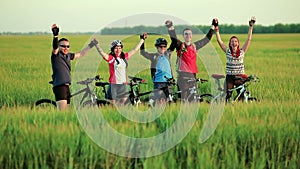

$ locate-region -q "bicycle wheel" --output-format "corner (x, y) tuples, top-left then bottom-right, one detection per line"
(35, 99), (57, 107)
(199, 94), (214, 104)
(82, 100), (98, 107)
(247, 97), (258, 102)
(82, 99), (111, 107)
(97, 99), (111, 106)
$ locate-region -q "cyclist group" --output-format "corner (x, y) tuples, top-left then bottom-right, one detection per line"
(50, 17), (256, 110)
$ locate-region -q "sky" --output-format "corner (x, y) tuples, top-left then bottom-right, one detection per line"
(1, 0), (299, 33)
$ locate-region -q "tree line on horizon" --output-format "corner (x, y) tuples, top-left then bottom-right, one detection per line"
(100, 23), (300, 34)
(1, 23), (300, 35)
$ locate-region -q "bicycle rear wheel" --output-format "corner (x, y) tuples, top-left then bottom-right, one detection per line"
(199, 94), (214, 104)
(35, 99), (57, 107)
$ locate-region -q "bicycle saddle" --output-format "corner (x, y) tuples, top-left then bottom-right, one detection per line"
(211, 74), (225, 80)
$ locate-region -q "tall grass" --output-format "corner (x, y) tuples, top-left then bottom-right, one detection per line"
(0, 34), (299, 168)
(0, 104), (298, 168)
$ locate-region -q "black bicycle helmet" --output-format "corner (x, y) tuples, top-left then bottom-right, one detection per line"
(154, 38), (168, 46)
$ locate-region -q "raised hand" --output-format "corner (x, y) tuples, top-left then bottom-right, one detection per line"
(249, 16), (256, 27)
(88, 38), (98, 48)
(51, 24), (59, 36)
(212, 18), (218, 27)
(140, 32), (147, 40)
(165, 20), (173, 28)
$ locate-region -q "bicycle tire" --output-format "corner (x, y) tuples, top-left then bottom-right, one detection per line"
(82, 100), (98, 107)
(199, 94), (214, 104)
(97, 99), (111, 106)
(82, 99), (111, 107)
(247, 97), (258, 102)
(35, 99), (57, 107)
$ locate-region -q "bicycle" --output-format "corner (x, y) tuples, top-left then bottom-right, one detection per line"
(210, 74), (259, 103)
(120, 76), (153, 106)
(157, 76), (213, 104)
(185, 77), (214, 103)
(122, 75), (213, 107)
(146, 76), (181, 107)
(35, 75), (110, 108)
(94, 80), (110, 104)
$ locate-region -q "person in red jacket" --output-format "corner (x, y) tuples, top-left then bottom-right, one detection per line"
(165, 20), (217, 101)
(94, 36), (145, 105)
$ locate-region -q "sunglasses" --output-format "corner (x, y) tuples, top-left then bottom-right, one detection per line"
(59, 44), (70, 48)
(158, 45), (167, 48)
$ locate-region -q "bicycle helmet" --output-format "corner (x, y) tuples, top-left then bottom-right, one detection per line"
(154, 38), (168, 46)
(110, 40), (123, 48)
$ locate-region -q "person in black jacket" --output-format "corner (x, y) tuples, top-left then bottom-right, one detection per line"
(51, 24), (97, 110)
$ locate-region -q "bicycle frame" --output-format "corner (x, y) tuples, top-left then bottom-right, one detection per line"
(71, 84), (97, 105)
(164, 76), (212, 103)
(126, 76), (153, 106)
(211, 74), (259, 103)
(35, 75), (105, 108)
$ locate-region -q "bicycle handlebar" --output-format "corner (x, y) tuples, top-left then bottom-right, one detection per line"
(76, 75), (103, 85)
(126, 76), (147, 87)
(164, 76), (207, 85)
(128, 76), (144, 82)
(196, 78), (208, 83)
(187, 77), (208, 84)
(164, 76), (176, 85)
(247, 74), (260, 83)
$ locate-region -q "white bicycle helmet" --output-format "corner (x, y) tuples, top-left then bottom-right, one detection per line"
(110, 40), (123, 48)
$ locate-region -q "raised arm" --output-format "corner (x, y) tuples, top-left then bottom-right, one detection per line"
(140, 33), (154, 60)
(194, 26), (214, 51)
(94, 39), (110, 61)
(74, 39), (97, 59)
(165, 20), (182, 51)
(51, 24), (59, 55)
(214, 18), (227, 52)
(127, 34), (147, 58)
(242, 16), (256, 53)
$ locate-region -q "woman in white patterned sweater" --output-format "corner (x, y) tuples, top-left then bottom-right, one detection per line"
(213, 17), (256, 102)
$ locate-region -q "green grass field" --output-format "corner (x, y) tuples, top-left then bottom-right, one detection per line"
(0, 33), (299, 168)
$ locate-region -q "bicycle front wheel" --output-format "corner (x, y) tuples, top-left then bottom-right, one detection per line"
(35, 99), (57, 107)
(82, 100), (98, 107)
(199, 94), (214, 104)
(82, 99), (111, 107)
(247, 97), (258, 102)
